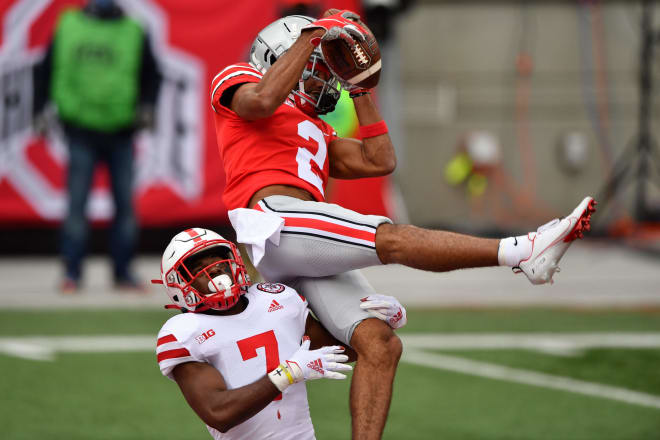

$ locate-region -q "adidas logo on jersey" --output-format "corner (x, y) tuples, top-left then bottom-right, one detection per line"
(268, 300), (284, 312)
(307, 358), (324, 375)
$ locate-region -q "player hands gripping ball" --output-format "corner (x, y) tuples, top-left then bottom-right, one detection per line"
(305, 9), (382, 91)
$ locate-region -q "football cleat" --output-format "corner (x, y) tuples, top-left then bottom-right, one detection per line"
(515, 196), (597, 285)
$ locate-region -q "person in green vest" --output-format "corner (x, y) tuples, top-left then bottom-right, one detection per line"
(33, 0), (161, 293)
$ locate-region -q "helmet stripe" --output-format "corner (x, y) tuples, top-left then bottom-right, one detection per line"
(184, 228), (203, 243)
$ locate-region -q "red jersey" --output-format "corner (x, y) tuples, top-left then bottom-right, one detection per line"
(211, 63), (338, 210)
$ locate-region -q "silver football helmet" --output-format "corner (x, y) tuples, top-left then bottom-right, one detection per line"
(249, 15), (341, 115)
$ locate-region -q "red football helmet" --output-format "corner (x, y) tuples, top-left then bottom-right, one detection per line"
(155, 228), (250, 312)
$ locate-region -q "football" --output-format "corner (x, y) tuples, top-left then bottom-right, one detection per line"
(320, 21), (381, 89)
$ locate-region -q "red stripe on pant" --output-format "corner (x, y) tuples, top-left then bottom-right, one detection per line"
(282, 217), (376, 243)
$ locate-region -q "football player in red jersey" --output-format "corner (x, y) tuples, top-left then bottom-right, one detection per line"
(155, 228), (406, 439)
(211, 10), (595, 439)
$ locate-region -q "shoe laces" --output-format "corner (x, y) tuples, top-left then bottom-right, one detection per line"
(536, 218), (560, 234)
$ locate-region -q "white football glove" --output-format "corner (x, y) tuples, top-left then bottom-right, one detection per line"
(360, 294), (407, 329)
(268, 337), (352, 392)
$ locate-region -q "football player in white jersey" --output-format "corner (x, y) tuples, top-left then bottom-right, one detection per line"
(154, 228), (407, 440)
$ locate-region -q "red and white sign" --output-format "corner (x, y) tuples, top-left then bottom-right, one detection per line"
(0, 0), (388, 227)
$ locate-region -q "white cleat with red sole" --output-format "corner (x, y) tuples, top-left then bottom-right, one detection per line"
(516, 196), (597, 285)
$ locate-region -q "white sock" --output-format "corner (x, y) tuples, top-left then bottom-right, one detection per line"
(497, 235), (533, 267)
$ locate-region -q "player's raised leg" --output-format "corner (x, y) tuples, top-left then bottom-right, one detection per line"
(375, 225), (500, 271)
(376, 196), (596, 284)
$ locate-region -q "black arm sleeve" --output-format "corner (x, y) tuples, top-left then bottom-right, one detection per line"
(139, 35), (162, 107)
(219, 84), (243, 109)
(33, 42), (54, 117)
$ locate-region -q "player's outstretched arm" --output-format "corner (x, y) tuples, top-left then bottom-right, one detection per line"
(327, 92), (396, 179)
(172, 340), (352, 433)
(230, 28), (324, 120)
(172, 361), (280, 433)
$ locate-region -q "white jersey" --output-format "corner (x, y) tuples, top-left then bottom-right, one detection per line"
(156, 283), (314, 440)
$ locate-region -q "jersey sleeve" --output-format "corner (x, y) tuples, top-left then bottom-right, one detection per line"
(156, 316), (204, 380)
(210, 63), (263, 114)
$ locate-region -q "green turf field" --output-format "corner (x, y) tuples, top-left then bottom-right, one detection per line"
(1, 308), (659, 439)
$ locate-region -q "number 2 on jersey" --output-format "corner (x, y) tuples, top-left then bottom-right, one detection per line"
(237, 330), (283, 400)
(296, 120), (327, 196)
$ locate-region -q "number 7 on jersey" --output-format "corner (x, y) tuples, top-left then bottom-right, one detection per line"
(237, 330), (283, 400)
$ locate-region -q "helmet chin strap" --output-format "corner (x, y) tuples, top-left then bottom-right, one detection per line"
(296, 80), (312, 107)
(208, 274), (233, 298)
(295, 75), (339, 116)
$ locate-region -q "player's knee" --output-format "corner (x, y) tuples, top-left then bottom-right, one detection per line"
(352, 319), (402, 366)
(375, 223), (404, 265)
(382, 330), (403, 364)
(366, 327), (402, 367)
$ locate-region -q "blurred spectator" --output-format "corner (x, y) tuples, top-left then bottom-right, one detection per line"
(33, 0), (161, 293)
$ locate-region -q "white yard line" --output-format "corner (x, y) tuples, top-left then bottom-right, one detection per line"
(2, 333), (660, 410)
(0, 336), (155, 361)
(402, 333), (660, 349)
(402, 333), (660, 356)
(3, 332), (660, 360)
(402, 349), (660, 410)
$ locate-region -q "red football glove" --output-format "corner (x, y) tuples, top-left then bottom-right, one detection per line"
(303, 10), (367, 47)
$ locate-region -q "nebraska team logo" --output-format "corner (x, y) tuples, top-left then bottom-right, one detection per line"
(257, 283), (285, 294)
(0, 0), (203, 220)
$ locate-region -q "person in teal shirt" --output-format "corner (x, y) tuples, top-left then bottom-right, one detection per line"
(33, 0), (161, 293)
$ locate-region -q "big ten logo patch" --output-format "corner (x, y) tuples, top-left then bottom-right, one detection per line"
(0, 0), (204, 220)
(195, 329), (216, 344)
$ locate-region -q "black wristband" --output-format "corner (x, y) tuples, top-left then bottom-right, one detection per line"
(349, 90), (371, 99)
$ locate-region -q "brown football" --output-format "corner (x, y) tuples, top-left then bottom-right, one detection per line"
(320, 21), (381, 89)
